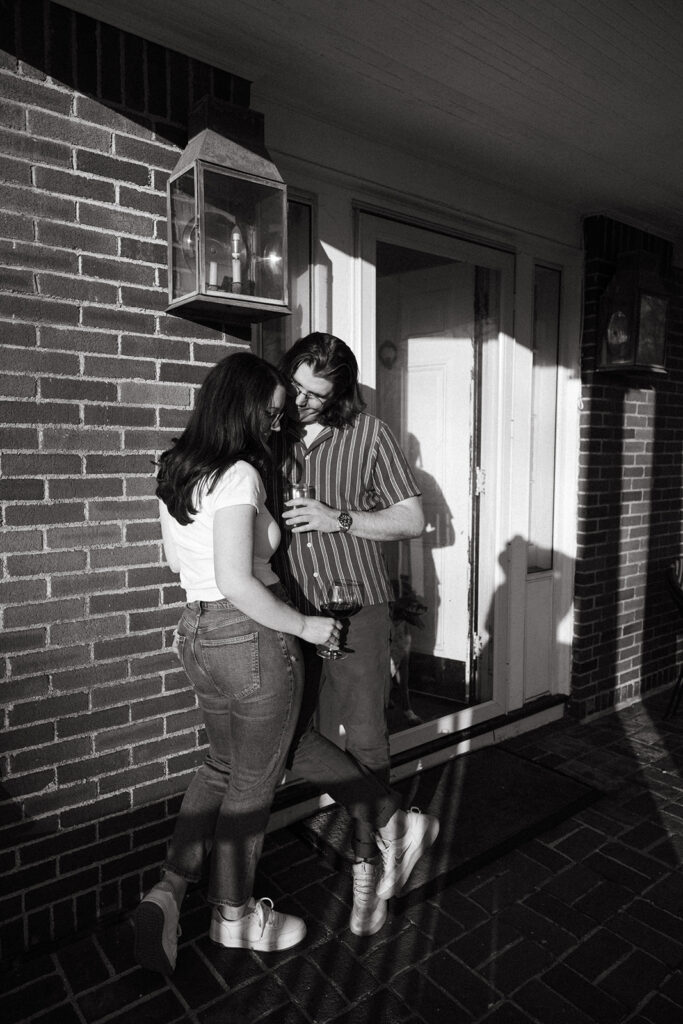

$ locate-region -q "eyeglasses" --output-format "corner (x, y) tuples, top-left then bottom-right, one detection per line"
(289, 378), (330, 408)
(266, 408), (284, 427)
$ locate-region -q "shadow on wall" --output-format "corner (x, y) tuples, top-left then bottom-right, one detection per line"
(479, 537), (576, 707)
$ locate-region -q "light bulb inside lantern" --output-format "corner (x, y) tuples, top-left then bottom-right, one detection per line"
(262, 236), (282, 270)
(230, 224), (244, 293)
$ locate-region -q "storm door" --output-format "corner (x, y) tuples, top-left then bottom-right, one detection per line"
(359, 214), (514, 741)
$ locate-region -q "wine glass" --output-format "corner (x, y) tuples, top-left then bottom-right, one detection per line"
(317, 579), (363, 660)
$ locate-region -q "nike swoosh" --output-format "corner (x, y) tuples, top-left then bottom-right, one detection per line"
(393, 845), (413, 865)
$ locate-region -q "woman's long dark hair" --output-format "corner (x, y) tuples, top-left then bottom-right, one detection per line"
(156, 352), (286, 525)
(279, 332), (365, 429)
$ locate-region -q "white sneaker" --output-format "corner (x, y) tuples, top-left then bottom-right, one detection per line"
(133, 886), (181, 974)
(350, 861), (387, 936)
(375, 807), (440, 900)
(210, 897), (306, 952)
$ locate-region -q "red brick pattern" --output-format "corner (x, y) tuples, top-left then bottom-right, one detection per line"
(0, 0), (250, 958)
(572, 217), (683, 718)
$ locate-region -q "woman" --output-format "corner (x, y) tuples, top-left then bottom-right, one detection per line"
(134, 352), (437, 975)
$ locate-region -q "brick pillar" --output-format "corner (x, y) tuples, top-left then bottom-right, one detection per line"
(571, 216), (683, 718)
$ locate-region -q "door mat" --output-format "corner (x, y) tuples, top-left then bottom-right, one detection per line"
(294, 745), (600, 905)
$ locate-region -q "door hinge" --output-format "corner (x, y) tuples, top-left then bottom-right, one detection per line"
(475, 467), (486, 495)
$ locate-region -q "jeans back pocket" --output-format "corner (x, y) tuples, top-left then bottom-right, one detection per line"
(197, 631), (261, 701)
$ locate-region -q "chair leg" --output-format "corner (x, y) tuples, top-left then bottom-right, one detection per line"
(664, 663), (683, 719)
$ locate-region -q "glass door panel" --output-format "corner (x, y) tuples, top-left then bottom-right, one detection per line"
(359, 214), (514, 741)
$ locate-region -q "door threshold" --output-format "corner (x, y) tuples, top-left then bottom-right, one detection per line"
(268, 695), (567, 832)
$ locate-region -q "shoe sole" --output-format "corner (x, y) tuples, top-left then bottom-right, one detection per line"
(133, 902), (175, 975)
(209, 918), (307, 951)
(377, 817), (440, 900)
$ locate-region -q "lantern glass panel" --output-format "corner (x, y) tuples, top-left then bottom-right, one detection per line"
(605, 307), (634, 366)
(202, 166), (285, 303)
(637, 293), (667, 368)
(169, 170), (197, 301)
(260, 199), (312, 364)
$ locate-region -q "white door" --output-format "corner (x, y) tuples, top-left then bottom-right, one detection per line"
(377, 264), (473, 673)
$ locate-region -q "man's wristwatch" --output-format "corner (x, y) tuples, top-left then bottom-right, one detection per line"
(337, 511), (353, 533)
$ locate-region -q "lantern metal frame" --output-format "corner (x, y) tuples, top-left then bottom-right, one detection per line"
(596, 250), (669, 375)
(166, 98), (290, 325)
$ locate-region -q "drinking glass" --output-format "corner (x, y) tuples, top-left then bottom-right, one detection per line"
(316, 579), (363, 660)
(284, 483), (314, 530)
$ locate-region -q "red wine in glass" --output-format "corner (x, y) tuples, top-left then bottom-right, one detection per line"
(320, 597), (361, 617)
(317, 581), (362, 660)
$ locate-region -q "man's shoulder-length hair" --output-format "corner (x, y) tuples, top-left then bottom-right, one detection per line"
(280, 332), (366, 428)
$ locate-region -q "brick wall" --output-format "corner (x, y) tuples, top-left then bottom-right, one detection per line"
(572, 216), (683, 718)
(0, 0), (252, 960)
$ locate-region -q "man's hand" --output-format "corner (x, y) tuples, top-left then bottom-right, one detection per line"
(282, 494), (424, 541)
(283, 498), (340, 533)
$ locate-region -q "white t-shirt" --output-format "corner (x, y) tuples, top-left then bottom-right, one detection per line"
(165, 461), (280, 601)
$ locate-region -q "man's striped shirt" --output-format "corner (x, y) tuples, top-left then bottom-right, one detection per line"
(269, 412), (420, 613)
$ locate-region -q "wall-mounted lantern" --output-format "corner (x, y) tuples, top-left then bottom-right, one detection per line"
(597, 250), (669, 375)
(167, 98), (289, 324)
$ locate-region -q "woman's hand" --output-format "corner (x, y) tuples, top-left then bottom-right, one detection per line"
(300, 615), (342, 647)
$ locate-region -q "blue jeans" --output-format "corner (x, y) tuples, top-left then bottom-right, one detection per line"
(165, 586), (399, 907)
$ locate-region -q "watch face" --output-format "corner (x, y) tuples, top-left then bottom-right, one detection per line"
(338, 512), (352, 532)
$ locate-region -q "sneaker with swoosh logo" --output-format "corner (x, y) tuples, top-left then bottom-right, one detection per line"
(374, 807), (439, 900)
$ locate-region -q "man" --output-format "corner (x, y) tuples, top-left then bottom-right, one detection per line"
(270, 332), (435, 936)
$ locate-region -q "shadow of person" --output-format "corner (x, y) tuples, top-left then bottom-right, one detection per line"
(476, 535), (576, 704)
(385, 433), (456, 718)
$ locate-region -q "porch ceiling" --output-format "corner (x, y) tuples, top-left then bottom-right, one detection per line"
(62, 0), (683, 246)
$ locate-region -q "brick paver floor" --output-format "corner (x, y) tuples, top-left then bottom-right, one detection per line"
(3, 690), (683, 1023)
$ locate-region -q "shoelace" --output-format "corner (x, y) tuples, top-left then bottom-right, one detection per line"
(353, 866), (377, 904)
(354, 881), (375, 904)
(254, 897), (276, 934)
(375, 809), (420, 853)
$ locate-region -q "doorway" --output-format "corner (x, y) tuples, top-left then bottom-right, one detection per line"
(359, 214), (514, 740)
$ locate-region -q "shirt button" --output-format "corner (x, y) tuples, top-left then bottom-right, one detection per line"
(307, 542), (313, 548)
(313, 572), (320, 578)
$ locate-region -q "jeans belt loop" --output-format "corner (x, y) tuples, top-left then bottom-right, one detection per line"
(190, 600), (201, 638)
